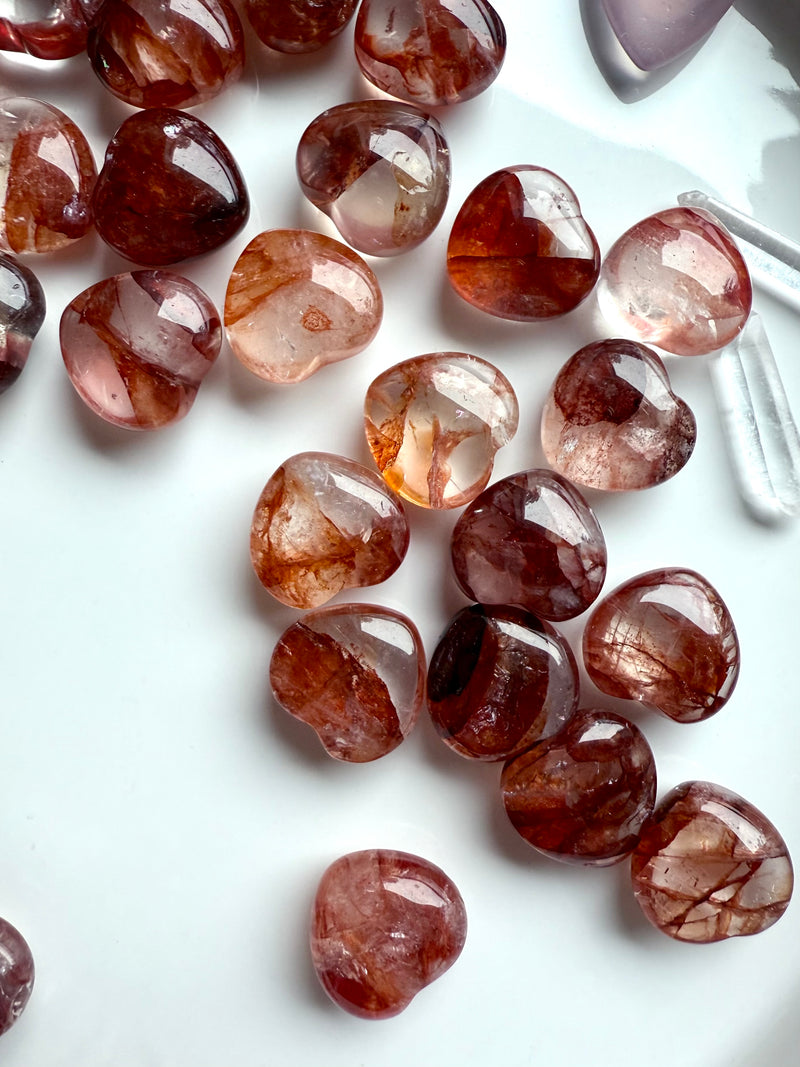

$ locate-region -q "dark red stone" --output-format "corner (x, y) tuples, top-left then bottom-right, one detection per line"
(0, 916), (34, 1035)
(0, 0), (101, 60)
(246, 0), (357, 53)
(0, 254), (46, 395)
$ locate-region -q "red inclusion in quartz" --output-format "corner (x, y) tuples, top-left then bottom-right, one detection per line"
(0, 254), (46, 394)
(0, 1), (102, 60)
(246, 0), (357, 53)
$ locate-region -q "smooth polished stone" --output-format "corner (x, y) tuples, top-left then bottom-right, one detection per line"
(93, 108), (249, 266)
(0, 254), (46, 395)
(597, 207), (752, 356)
(602, 0), (733, 71)
(427, 605), (578, 761)
(60, 271), (221, 430)
(88, 0), (245, 109)
(447, 166), (600, 321)
(310, 849), (467, 1019)
(631, 781), (793, 942)
(270, 604), (424, 762)
(583, 568), (740, 723)
(246, 0), (357, 52)
(224, 229), (382, 384)
(501, 708), (657, 866)
(251, 452), (410, 609)
(0, 916), (34, 1035)
(364, 352), (518, 509)
(541, 338), (697, 491)
(0, 0), (101, 59)
(296, 100), (450, 257)
(451, 470), (607, 621)
(354, 0), (506, 106)
(0, 97), (96, 254)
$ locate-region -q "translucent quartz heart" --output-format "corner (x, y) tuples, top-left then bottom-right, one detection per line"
(602, 0), (734, 71)
(541, 338), (697, 491)
(245, 0), (357, 53)
(501, 708), (657, 866)
(451, 470), (607, 621)
(0, 916), (34, 1034)
(93, 108), (249, 266)
(364, 352), (518, 509)
(354, 0), (506, 106)
(296, 100), (450, 257)
(447, 166), (601, 321)
(0, 0), (101, 60)
(60, 271), (222, 431)
(310, 849), (467, 1019)
(270, 604), (425, 762)
(250, 452), (410, 609)
(583, 568), (740, 723)
(597, 207), (752, 356)
(0, 97), (96, 254)
(631, 780), (793, 942)
(224, 229), (382, 385)
(427, 605), (579, 761)
(88, 0), (244, 109)
(0, 254), (45, 395)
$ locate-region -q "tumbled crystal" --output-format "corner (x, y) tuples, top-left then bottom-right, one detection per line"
(583, 567), (740, 723)
(447, 166), (601, 321)
(597, 207), (752, 356)
(245, 0), (357, 53)
(602, 0), (734, 71)
(0, 0), (101, 60)
(631, 780), (793, 942)
(251, 452), (409, 609)
(541, 338), (697, 491)
(224, 229), (382, 385)
(296, 100), (450, 257)
(310, 849), (467, 1019)
(0, 916), (34, 1035)
(60, 271), (221, 430)
(93, 108), (249, 266)
(0, 254), (46, 395)
(354, 0), (506, 106)
(427, 605), (578, 761)
(501, 708), (657, 866)
(451, 470), (607, 621)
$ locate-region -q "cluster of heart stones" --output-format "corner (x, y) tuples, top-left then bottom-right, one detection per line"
(0, 0), (792, 1031)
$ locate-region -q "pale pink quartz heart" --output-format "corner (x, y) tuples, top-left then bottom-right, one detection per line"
(602, 0), (734, 71)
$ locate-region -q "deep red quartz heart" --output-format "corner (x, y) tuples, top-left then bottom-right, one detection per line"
(246, 0), (357, 53)
(0, 916), (34, 1035)
(0, 254), (46, 395)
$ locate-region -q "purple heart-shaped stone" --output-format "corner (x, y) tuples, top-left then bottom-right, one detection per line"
(602, 0), (733, 70)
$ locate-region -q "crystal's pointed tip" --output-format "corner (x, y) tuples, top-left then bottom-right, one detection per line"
(677, 191), (705, 208)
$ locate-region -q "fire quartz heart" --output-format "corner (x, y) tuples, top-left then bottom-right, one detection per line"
(296, 100), (451, 257)
(597, 207), (752, 356)
(631, 780), (793, 942)
(602, 0), (734, 71)
(0, 916), (34, 1035)
(0, 0), (102, 60)
(447, 166), (601, 321)
(245, 0), (357, 53)
(0, 254), (45, 395)
(541, 338), (697, 491)
(310, 849), (467, 1019)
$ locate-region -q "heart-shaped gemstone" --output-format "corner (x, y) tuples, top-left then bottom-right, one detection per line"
(0, 254), (45, 395)
(246, 0), (357, 53)
(602, 0), (734, 71)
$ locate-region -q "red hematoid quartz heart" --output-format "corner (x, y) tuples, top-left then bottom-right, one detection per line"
(0, 254), (46, 395)
(296, 100), (451, 257)
(501, 708), (657, 866)
(541, 338), (697, 491)
(0, 97), (96, 254)
(354, 0), (506, 106)
(250, 452), (410, 609)
(246, 0), (357, 53)
(451, 469), (607, 621)
(224, 229), (382, 385)
(426, 605), (579, 761)
(583, 568), (740, 723)
(270, 604), (425, 762)
(0, 916), (34, 1035)
(597, 207), (752, 356)
(631, 780), (793, 942)
(310, 849), (467, 1019)
(0, 0), (101, 60)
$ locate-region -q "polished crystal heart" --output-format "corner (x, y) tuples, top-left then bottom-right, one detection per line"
(246, 0), (357, 53)
(602, 0), (734, 71)
(0, 917), (34, 1034)
(0, 0), (101, 59)
(0, 254), (45, 395)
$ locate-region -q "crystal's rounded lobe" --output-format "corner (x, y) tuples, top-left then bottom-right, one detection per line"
(0, 254), (46, 395)
(631, 780), (793, 942)
(246, 0), (357, 53)
(541, 338), (697, 491)
(224, 229), (382, 385)
(0, 916), (34, 1035)
(0, 0), (101, 60)
(296, 100), (451, 257)
(602, 0), (734, 71)
(451, 470), (607, 621)
(310, 849), (467, 1019)
(583, 567), (740, 722)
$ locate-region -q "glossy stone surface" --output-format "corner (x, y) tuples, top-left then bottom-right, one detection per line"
(365, 352), (518, 509)
(501, 708), (657, 866)
(451, 470), (607, 621)
(310, 849), (467, 1019)
(224, 229), (382, 384)
(541, 338), (697, 491)
(427, 605), (579, 761)
(60, 271), (221, 430)
(447, 166), (601, 321)
(93, 108), (249, 266)
(246, 0), (357, 53)
(296, 100), (450, 257)
(631, 780), (793, 942)
(597, 207), (752, 356)
(0, 0), (101, 59)
(0, 916), (34, 1035)
(603, 0), (733, 71)
(583, 568), (740, 723)
(0, 97), (96, 254)
(88, 0), (245, 109)
(270, 603), (424, 762)
(251, 452), (409, 609)
(354, 0), (506, 106)
(0, 254), (46, 395)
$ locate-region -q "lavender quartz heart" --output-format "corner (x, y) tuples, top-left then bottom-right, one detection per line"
(602, 0), (734, 71)
(0, 254), (45, 395)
